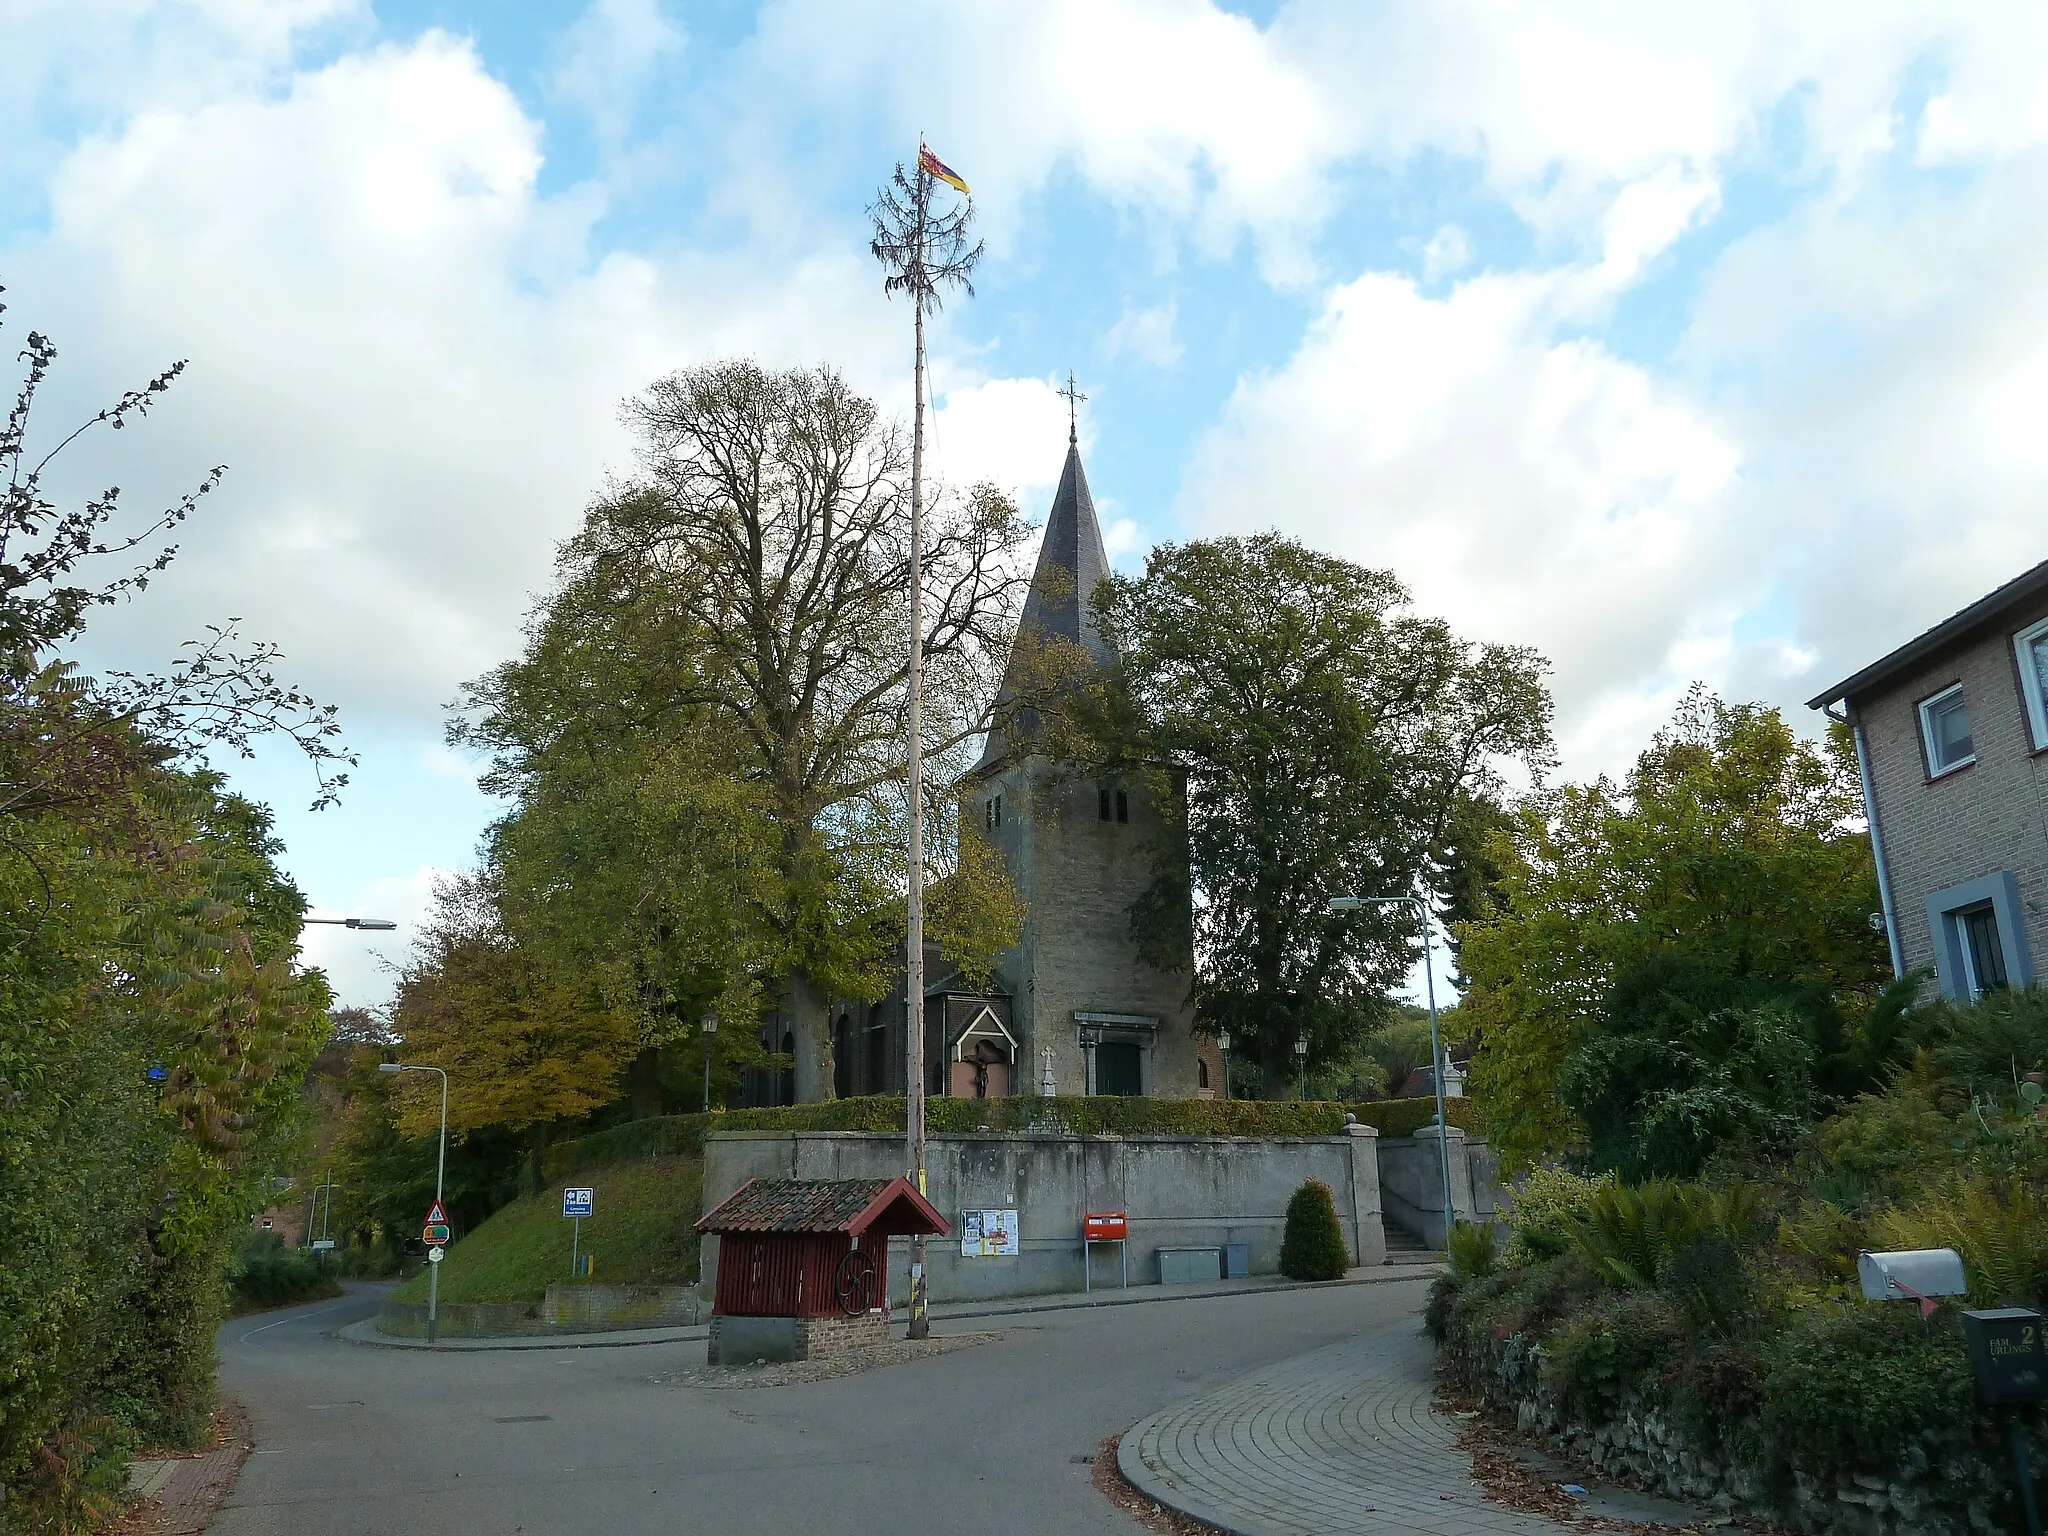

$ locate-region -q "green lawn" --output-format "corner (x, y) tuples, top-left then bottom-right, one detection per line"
(394, 1156), (703, 1305)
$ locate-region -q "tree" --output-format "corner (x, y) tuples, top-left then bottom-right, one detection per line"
(458, 361), (1036, 1096)
(2, 287), (341, 1504)
(388, 871), (639, 1142)
(1088, 534), (1553, 1087)
(1458, 688), (1889, 1169)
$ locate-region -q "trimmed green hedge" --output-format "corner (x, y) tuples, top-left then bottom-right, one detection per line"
(544, 1094), (1488, 1180)
(1349, 1096), (1486, 1138)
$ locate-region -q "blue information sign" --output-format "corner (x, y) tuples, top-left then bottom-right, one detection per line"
(562, 1187), (594, 1219)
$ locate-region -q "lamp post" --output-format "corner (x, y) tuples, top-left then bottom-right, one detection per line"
(701, 1009), (719, 1113)
(1329, 893), (1457, 1243)
(379, 1062), (449, 1343)
(1216, 1029), (1231, 1101)
(1294, 1031), (1309, 1100)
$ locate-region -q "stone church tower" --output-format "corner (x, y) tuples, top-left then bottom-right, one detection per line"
(967, 429), (1217, 1100)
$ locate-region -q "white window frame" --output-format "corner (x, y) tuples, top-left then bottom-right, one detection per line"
(2015, 616), (2048, 751)
(1917, 682), (1975, 777)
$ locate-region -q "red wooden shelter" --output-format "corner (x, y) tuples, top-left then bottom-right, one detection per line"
(696, 1176), (948, 1319)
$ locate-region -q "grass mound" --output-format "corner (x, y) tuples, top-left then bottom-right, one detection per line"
(394, 1155), (702, 1306)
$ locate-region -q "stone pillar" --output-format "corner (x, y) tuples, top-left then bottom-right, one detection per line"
(1343, 1124), (1386, 1266)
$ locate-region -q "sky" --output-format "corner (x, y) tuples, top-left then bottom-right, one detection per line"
(5, 0), (2046, 1011)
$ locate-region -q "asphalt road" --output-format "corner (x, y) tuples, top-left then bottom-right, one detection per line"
(214, 1276), (1437, 1536)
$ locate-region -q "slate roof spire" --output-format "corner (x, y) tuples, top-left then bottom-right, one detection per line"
(977, 422), (1114, 770)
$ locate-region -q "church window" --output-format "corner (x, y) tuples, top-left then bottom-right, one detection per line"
(1098, 786), (1111, 821)
(1198, 1059), (1210, 1090)
(1116, 789), (1129, 823)
(986, 794), (1003, 829)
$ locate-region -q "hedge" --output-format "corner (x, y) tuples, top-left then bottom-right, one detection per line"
(542, 1093), (1487, 1180)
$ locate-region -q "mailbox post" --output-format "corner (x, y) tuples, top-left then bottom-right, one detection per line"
(1963, 1308), (2047, 1536)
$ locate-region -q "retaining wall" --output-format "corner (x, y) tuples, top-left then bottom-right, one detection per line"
(699, 1127), (1385, 1307)
(376, 1282), (699, 1339)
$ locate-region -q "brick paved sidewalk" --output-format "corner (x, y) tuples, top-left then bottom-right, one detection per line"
(1118, 1320), (1569, 1536)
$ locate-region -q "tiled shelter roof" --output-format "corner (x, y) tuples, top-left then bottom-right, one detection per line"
(694, 1175), (948, 1238)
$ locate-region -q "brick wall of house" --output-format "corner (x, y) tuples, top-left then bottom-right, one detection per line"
(1853, 588), (2048, 989)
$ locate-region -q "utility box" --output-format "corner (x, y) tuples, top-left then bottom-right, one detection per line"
(1223, 1243), (1250, 1279)
(1963, 1309), (2048, 1406)
(1158, 1247), (1221, 1285)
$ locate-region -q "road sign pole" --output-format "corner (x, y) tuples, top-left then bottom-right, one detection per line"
(571, 1217), (580, 1280)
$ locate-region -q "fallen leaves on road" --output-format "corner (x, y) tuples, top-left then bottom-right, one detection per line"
(1091, 1434), (1230, 1536)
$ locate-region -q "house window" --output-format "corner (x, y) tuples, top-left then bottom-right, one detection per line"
(1115, 789), (1129, 823)
(2016, 617), (2048, 751)
(1960, 905), (2010, 996)
(1918, 684), (1975, 776)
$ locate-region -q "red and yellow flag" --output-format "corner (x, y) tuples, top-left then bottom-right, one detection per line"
(919, 143), (970, 196)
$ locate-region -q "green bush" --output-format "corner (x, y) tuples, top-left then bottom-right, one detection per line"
(1568, 1178), (1762, 1289)
(1815, 1087), (1959, 1203)
(228, 1234), (342, 1314)
(1446, 1221), (1497, 1278)
(1547, 1291), (1685, 1421)
(1759, 1304), (1976, 1479)
(1279, 1179), (1349, 1280)
(1503, 1166), (1612, 1264)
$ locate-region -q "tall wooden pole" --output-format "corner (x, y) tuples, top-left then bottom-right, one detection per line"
(904, 155), (931, 1340)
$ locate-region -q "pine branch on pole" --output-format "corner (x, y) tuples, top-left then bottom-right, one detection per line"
(870, 145), (981, 1340)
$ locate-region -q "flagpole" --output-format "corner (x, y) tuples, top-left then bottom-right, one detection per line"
(905, 148), (931, 1342)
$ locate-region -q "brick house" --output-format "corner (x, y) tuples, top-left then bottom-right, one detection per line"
(1808, 557), (2048, 1000)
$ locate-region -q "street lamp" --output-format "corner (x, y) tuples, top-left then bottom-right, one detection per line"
(380, 1061), (449, 1344)
(1329, 892), (1458, 1243)
(1294, 1031), (1309, 1100)
(304, 915), (398, 929)
(1215, 1029), (1231, 1101)
(700, 1009), (719, 1113)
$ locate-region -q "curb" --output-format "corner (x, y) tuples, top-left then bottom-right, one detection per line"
(334, 1264), (1443, 1352)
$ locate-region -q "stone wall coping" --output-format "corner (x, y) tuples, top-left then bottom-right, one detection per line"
(703, 1128), (1365, 1146)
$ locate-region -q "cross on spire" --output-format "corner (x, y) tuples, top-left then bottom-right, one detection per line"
(1058, 370), (1087, 445)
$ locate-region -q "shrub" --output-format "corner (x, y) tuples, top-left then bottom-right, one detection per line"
(1446, 1221), (1497, 1279)
(1503, 1166), (1612, 1264)
(1759, 1303), (1976, 1480)
(1815, 1086), (1959, 1202)
(228, 1234), (341, 1314)
(1873, 1174), (2048, 1307)
(1347, 1097), (1486, 1139)
(1547, 1291), (1685, 1421)
(1568, 1178), (1763, 1289)
(1279, 1179), (1349, 1280)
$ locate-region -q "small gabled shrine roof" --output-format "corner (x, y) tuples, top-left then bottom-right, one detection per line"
(694, 1175), (949, 1239)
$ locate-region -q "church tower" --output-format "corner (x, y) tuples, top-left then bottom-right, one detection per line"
(969, 422), (1217, 1100)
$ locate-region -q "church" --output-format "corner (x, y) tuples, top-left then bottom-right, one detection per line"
(754, 423), (1219, 1106)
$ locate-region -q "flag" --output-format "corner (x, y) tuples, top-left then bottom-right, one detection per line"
(919, 143), (970, 196)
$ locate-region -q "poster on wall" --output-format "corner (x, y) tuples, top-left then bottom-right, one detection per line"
(959, 1209), (1019, 1257)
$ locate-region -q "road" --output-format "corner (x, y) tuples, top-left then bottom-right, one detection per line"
(215, 1276), (1438, 1536)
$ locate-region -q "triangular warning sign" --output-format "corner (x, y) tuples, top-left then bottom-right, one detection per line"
(425, 1199), (448, 1226)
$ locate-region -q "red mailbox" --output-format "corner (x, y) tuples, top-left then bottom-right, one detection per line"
(1084, 1211), (1127, 1242)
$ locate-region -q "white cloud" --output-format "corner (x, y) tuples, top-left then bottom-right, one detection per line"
(1420, 225), (1471, 284)
(1103, 300), (1183, 369)
(547, 0), (685, 152)
(1181, 263), (1745, 775)
(928, 374), (1073, 510)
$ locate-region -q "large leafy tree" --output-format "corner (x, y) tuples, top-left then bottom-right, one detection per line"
(1459, 688), (1890, 1169)
(456, 361), (1034, 1097)
(1089, 534), (1553, 1087)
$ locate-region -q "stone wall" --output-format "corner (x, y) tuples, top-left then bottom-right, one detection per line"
(376, 1283), (699, 1339)
(1378, 1125), (1507, 1248)
(700, 1127), (1385, 1306)
(706, 1311), (889, 1366)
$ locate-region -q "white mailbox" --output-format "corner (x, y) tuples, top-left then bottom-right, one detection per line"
(1859, 1248), (1968, 1304)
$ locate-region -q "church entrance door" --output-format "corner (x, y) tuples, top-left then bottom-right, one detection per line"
(1095, 1041), (1143, 1096)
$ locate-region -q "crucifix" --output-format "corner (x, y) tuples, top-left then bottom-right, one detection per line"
(1058, 370), (1087, 445)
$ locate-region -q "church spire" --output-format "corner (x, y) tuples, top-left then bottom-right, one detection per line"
(977, 406), (1114, 770)
(1058, 370), (1086, 446)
